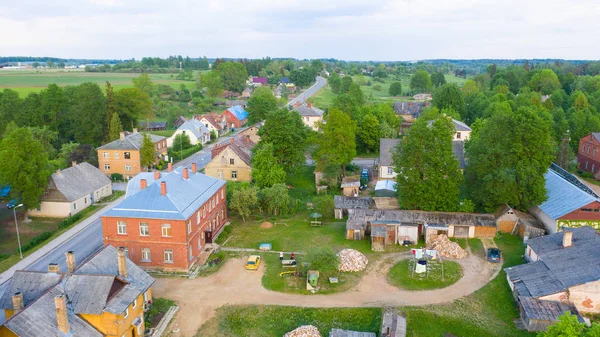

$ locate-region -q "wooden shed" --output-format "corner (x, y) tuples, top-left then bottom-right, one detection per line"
(495, 205), (545, 240)
(370, 221), (419, 251)
(341, 176), (360, 197)
(371, 225), (387, 251)
(518, 297), (584, 332)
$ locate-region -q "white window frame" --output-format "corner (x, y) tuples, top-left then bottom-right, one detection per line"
(139, 222), (149, 236)
(187, 220), (191, 234)
(103, 152), (109, 158)
(104, 163), (110, 170)
(132, 298), (137, 309)
(117, 221), (127, 235)
(124, 307), (129, 319)
(114, 152), (120, 159)
(231, 170), (237, 179)
(164, 249), (173, 263)
(198, 236), (202, 251)
(141, 248), (151, 262)
(217, 170), (223, 179)
(161, 224), (171, 237)
(125, 164), (132, 171)
(388, 167), (393, 175)
(189, 245), (193, 261)
(197, 211), (200, 225)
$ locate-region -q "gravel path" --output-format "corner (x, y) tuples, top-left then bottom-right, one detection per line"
(153, 251), (501, 337)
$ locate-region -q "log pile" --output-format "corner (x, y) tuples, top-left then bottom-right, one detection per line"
(283, 325), (321, 337)
(427, 235), (467, 259)
(337, 249), (369, 272)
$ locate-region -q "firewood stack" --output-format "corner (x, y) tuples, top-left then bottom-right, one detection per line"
(337, 248), (369, 272)
(427, 235), (467, 259)
(283, 325), (322, 337)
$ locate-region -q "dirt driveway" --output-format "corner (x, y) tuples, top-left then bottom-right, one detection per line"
(153, 251), (501, 337)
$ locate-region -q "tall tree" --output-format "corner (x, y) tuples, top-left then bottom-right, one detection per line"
(433, 83), (467, 120)
(132, 73), (155, 97)
(251, 142), (286, 188)
(356, 114), (380, 153)
(410, 70), (432, 93)
(431, 71), (447, 87)
(0, 128), (50, 215)
(140, 133), (155, 170)
(389, 82), (402, 96)
(198, 71), (223, 98)
(556, 131), (572, 170)
(394, 117), (463, 211)
(216, 61), (248, 92)
(262, 183), (291, 216)
(529, 69), (561, 94)
(0, 89), (22, 136)
(39, 84), (64, 133)
(105, 81), (117, 135)
(247, 86), (278, 123)
(466, 106), (554, 211)
(230, 187), (258, 222)
(107, 113), (123, 143)
(115, 88), (153, 130)
(341, 76), (353, 93)
(258, 108), (309, 172)
(315, 108), (357, 175)
(347, 83), (365, 106)
(66, 82), (106, 146)
(329, 73), (342, 94)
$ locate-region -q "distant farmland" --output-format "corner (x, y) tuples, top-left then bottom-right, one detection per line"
(0, 69), (195, 95)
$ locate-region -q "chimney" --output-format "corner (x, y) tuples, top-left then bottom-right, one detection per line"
(65, 251), (75, 274)
(245, 135), (250, 143)
(154, 171), (160, 180)
(563, 230), (573, 248)
(54, 295), (70, 334)
(307, 102), (312, 108)
(192, 163), (197, 173)
(119, 132), (125, 140)
(140, 179), (147, 190)
(71, 161), (77, 167)
(11, 292), (23, 312)
(294, 102), (301, 108)
(426, 102), (429, 107)
(48, 263), (60, 273)
(56, 169), (61, 176)
(409, 101), (413, 107)
(133, 128), (138, 134)
(117, 247), (128, 279)
(230, 137), (234, 143)
(183, 168), (189, 180)
(160, 181), (167, 196)
(168, 162), (172, 172)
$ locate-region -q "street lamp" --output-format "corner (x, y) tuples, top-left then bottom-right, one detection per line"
(12, 204), (24, 259)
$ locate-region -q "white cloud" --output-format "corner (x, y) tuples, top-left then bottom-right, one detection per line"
(0, 0), (598, 60)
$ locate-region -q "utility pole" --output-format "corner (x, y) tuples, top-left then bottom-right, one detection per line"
(12, 204), (24, 259)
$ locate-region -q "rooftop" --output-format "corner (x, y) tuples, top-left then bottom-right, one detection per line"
(347, 209), (496, 231)
(226, 105), (249, 121)
(375, 180), (397, 192)
(98, 132), (165, 151)
(519, 296), (583, 323)
(329, 329), (376, 337)
(294, 104), (324, 117)
(334, 196), (374, 210)
(51, 162), (111, 202)
(177, 118), (210, 139)
(393, 101), (428, 117)
(379, 138), (400, 167)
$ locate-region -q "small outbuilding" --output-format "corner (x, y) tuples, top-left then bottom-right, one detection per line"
(341, 176), (360, 197)
(518, 296), (585, 332)
(370, 221), (419, 251)
(334, 196), (374, 219)
(375, 180), (397, 197)
(496, 205), (545, 240)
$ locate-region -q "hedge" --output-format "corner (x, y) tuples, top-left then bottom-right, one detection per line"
(168, 144), (202, 162)
(20, 231), (53, 253)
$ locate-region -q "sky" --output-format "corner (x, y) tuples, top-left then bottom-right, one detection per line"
(1, 0), (600, 61)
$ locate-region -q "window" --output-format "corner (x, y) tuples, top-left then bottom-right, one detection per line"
(164, 249), (173, 263)
(132, 298), (137, 308)
(594, 164), (596, 173)
(456, 132), (461, 139)
(595, 148), (598, 157)
(139, 223), (149, 236)
(124, 308), (129, 319)
(162, 224), (172, 237)
(588, 146), (591, 154)
(104, 163), (111, 171)
(198, 236), (202, 250)
(125, 164), (132, 171)
(73, 203), (77, 210)
(124, 152), (131, 159)
(388, 167), (393, 175)
(103, 152), (109, 158)
(217, 170), (223, 179)
(212, 199), (215, 209)
(117, 221), (126, 234)
(84, 197), (87, 205)
(114, 152), (120, 159)
(197, 211), (201, 225)
(124, 247), (129, 258)
(231, 171), (237, 179)
(187, 220), (191, 234)
(230, 158), (235, 165)
(143, 291), (149, 302)
(586, 161), (589, 169)
(221, 189), (224, 200)
(189, 246), (193, 261)
(141, 248), (151, 262)
(582, 208), (594, 212)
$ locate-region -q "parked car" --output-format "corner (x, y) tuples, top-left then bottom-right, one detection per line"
(245, 255), (261, 270)
(487, 248), (502, 263)
(7, 198), (20, 209)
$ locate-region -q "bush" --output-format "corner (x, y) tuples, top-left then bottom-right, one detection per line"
(20, 231), (53, 253)
(0, 253), (9, 262)
(111, 173), (123, 182)
(58, 212), (84, 230)
(374, 77), (385, 83)
(373, 84), (382, 91)
(168, 144), (202, 161)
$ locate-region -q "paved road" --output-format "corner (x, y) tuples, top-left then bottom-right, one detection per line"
(287, 76), (327, 107)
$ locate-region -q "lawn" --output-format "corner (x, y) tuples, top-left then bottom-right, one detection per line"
(286, 165), (318, 202)
(387, 260), (463, 290)
(195, 306), (382, 337)
(468, 238), (485, 258)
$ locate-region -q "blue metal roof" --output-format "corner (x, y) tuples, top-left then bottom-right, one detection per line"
(538, 168), (598, 220)
(103, 168), (225, 221)
(279, 77), (290, 83)
(228, 105), (248, 121)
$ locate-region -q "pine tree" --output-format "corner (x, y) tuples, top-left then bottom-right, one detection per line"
(105, 81), (117, 135)
(140, 134), (155, 171)
(556, 131), (571, 170)
(107, 113), (123, 143)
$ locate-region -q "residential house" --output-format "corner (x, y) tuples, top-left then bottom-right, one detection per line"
(0, 245), (154, 337)
(379, 138), (400, 180)
(251, 77), (268, 86)
(394, 101), (429, 134)
(167, 118), (210, 148)
(505, 227), (598, 331)
(413, 93), (432, 101)
(204, 136), (255, 182)
(334, 196), (374, 219)
(279, 77), (290, 84)
(241, 88), (253, 98)
(173, 115), (187, 129)
(222, 105), (249, 129)
(529, 163), (600, 234)
(98, 131), (167, 180)
(293, 103), (324, 131)
(197, 114), (225, 136)
(577, 133), (600, 178)
(225, 99), (247, 108)
(101, 167), (227, 272)
(29, 163), (112, 218)
(138, 121), (167, 131)
(495, 205), (546, 240)
(239, 122), (262, 143)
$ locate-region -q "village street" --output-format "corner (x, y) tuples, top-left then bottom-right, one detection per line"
(153, 251), (501, 337)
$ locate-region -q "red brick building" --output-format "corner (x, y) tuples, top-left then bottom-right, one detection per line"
(221, 105), (249, 129)
(101, 165), (227, 272)
(577, 133), (600, 178)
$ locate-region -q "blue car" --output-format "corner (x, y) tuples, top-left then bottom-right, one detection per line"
(7, 198), (20, 209)
(487, 248), (502, 263)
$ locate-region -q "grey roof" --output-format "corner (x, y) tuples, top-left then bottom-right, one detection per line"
(98, 132), (166, 150)
(226, 99), (247, 107)
(341, 177), (360, 188)
(592, 132), (600, 142)
(102, 167), (226, 220)
(0, 271), (62, 310)
(393, 101), (428, 117)
(371, 225), (388, 237)
(294, 105), (324, 117)
(334, 196), (374, 210)
(329, 329), (376, 337)
(452, 140), (466, 169)
(452, 119), (471, 132)
(347, 209), (496, 231)
(177, 118), (210, 140)
(52, 162), (111, 201)
(538, 164), (599, 220)
(379, 138), (400, 167)
(505, 227), (600, 298)
(519, 296), (581, 322)
(105, 284), (141, 315)
(63, 274), (115, 315)
(139, 121), (167, 129)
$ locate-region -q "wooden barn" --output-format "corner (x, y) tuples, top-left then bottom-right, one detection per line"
(341, 176), (360, 197)
(496, 205), (545, 240)
(370, 221), (420, 251)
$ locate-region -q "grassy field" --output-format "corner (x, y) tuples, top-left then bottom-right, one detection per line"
(0, 210), (62, 255)
(468, 237), (486, 258)
(387, 260), (463, 290)
(0, 69), (196, 96)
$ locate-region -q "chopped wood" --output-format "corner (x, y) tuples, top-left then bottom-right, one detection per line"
(283, 325), (322, 337)
(427, 235), (467, 259)
(337, 248), (369, 272)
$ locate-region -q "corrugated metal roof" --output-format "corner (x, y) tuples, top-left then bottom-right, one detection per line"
(0, 271), (62, 310)
(379, 138), (400, 167)
(329, 328), (376, 337)
(334, 196), (374, 210)
(538, 168), (598, 220)
(227, 105), (249, 121)
(126, 172), (159, 198)
(52, 163), (111, 201)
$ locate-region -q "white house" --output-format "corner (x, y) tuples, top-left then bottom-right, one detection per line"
(167, 118), (211, 148)
(379, 138), (400, 180)
(29, 162), (112, 218)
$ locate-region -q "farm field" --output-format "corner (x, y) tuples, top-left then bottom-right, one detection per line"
(0, 69), (196, 96)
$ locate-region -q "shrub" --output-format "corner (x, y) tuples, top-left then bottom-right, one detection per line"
(110, 173), (123, 182)
(20, 231), (54, 253)
(0, 253), (9, 262)
(373, 84), (382, 91)
(58, 212), (84, 230)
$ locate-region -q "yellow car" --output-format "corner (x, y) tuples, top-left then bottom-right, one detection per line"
(245, 255), (261, 270)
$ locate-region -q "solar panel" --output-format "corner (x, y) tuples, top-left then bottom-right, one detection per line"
(549, 163), (599, 198)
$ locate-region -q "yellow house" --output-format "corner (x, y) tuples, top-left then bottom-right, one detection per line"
(293, 104), (324, 131)
(239, 122), (262, 143)
(0, 246), (154, 337)
(205, 136), (254, 182)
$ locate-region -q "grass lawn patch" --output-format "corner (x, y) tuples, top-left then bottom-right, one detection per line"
(449, 238), (468, 249)
(145, 297), (176, 329)
(195, 305), (382, 337)
(311, 85), (336, 109)
(468, 238), (485, 258)
(286, 165), (317, 202)
(388, 260), (462, 290)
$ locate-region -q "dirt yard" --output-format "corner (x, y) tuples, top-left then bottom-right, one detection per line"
(153, 250), (501, 337)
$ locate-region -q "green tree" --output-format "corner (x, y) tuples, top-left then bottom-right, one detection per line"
(462, 79), (479, 96)
(105, 81), (117, 136)
(312, 195), (334, 220)
(356, 114), (380, 153)
(529, 69), (561, 94)
(431, 71), (447, 87)
(466, 106), (554, 210)
(140, 133), (155, 170)
(347, 83), (365, 106)
(258, 108), (309, 172)
(315, 108), (357, 175)
(172, 132), (192, 152)
(433, 83), (467, 120)
(0, 128), (50, 215)
(132, 73), (155, 97)
(341, 76), (353, 93)
(329, 73), (342, 94)
(65, 82), (106, 146)
(247, 86), (278, 123)
(216, 61), (248, 92)
(389, 82), (402, 96)
(230, 187), (258, 222)
(262, 183), (291, 216)
(304, 247), (339, 273)
(251, 143), (286, 188)
(394, 117), (463, 211)
(410, 70), (432, 93)
(115, 88), (152, 130)
(539, 312), (584, 337)
(0, 89), (22, 136)
(199, 71), (223, 98)
(29, 126), (58, 156)
(39, 84), (64, 132)
(107, 113), (123, 143)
